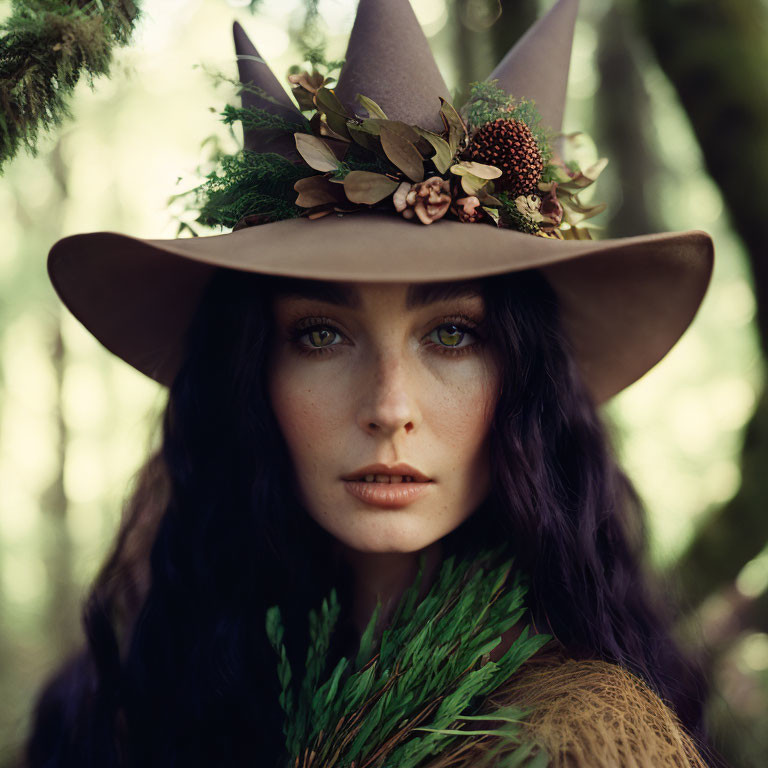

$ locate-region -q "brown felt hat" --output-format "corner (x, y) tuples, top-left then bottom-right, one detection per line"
(47, 0), (714, 403)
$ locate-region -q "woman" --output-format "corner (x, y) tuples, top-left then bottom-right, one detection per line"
(23, 0), (719, 765)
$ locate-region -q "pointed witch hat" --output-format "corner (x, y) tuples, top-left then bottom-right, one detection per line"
(47, 0), (713, 403)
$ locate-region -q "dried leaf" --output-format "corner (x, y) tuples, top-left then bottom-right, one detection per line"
(294, 175), (344, 207)
(308, 207), (335, 220)
(295, 134), (340, 172)
(560, 131), (600, 171)
(315, 87), (350, 118)
(537, 181), (557, 194)
(380, 126), (424, 182)
(563, 196), (607, 216)
(317, 117), (351, 143)
(357, 94), (387, 120)
(325, 112), (352, 140)
(343, 171), (400, 204)
(450, 161), (501, 180)
(354, 120), (383, 137)
(363, 119), (420, 145)
(537, 229), (565, 240)
(560, 157), (609, 191)
(314, 87), (352, 139)
(562, 225), (594, 240)
(561, 198), (607, 225)
(583, 157), (608, 181)
(348, 123), (377, 150)
(482, 206), (501, 226)
(458, 173), (491, 196)
(289, 70), (327, 111)
(478, 192), (503, 206)
(415, 129), (453, 174)
(309, 112), (323, 137)
(542, 165), (572, 185)
(292, 87), (317, 112)
(439, 98), (468, 156)
(567, 219), (603, 230)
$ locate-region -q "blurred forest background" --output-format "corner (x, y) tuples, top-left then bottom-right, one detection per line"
(1, 0), (767, 764)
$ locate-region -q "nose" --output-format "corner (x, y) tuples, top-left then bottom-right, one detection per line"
(356, 354), (420, 438)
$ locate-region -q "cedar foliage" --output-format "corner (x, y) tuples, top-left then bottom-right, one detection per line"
(0, 0), (142, 173)
(266, 551), (550, 767)
(221, 103), (306, 136)
(192, 151), (311, 229)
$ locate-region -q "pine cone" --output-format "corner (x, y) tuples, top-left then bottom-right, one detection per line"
(468, 119), (543, 196)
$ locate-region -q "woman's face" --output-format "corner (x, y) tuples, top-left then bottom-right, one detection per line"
(268, 280), (500, 554)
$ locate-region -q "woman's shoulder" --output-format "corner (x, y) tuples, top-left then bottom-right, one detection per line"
(483, 642), (709, 767)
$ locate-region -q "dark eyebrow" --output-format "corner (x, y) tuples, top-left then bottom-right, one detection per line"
(405, 281), (483, 309)
(271, 278), (482, 310)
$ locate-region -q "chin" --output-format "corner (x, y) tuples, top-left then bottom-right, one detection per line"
(342, 537), (436, 555)
(322, 510), (451, 555)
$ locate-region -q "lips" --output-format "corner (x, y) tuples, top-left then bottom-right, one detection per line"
(358, 473), (416, 483)
(343, 479), (433, 509)
(342, 463), (432, 483)
(341, 463), (433, 509)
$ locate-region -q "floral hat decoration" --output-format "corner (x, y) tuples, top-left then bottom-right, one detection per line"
(47, 0), (713, 403)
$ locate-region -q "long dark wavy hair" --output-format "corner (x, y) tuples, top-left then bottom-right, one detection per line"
(23, 267), (713, 767)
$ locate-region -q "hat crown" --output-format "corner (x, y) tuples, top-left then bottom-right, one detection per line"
(488, 0), (578, 133)
(334, 0), (450, 132)
(232, 21), (304, 154)
(233, 0), (579, 145)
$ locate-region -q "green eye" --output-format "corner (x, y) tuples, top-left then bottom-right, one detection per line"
(307, 327), (337, 347)
(435, 324), (465, 347)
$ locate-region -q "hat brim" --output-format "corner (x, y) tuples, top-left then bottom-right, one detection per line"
(48, 213), (713, 402)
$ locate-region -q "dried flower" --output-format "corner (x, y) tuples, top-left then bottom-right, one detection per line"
(452, 195), (483, 223)
(393, 182), (411, 212)
(538, 182), (564, 229)
(288, 70), (327, 110)
(514, 195), (544, 223)
(287, 70), (326, 92)
(394, 177), (452, 225)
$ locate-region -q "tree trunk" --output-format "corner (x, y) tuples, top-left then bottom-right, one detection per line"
(595, 4), (658, 237)
(40, 141), (79, 655)
(40, 305), (78, 655)
(446, 0), (538, 104)
(490, 0), (538, 69)
(636, 0), (768, 607)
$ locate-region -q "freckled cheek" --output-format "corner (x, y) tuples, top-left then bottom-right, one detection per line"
(424, 368), (498, 477)
(269, 361), (349, 484)
(427, 359), (497, 434)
